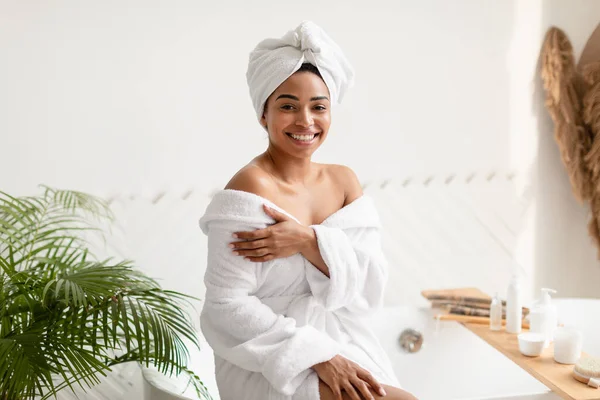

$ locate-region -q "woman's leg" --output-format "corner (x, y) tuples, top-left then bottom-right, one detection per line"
(319, 380), (419, 400)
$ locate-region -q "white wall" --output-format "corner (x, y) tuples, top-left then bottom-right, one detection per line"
(1, 0), (514, 196)
(2, 0), (600, 299)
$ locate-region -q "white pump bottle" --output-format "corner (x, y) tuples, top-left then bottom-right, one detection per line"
(529, 288), (558, 348)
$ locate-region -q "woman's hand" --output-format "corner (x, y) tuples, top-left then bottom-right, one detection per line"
(229, 205), (313, 262)
(313, 355), (386, 400)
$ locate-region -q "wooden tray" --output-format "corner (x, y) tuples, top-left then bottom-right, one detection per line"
(464, 323), (599, 400)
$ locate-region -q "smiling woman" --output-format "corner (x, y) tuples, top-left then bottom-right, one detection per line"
(261, 64), (330, 152)
(198, 21), (418, 400)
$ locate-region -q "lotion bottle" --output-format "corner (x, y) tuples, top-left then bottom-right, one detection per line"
(506, 274), (522, 334)
(490, 292), (503, 331)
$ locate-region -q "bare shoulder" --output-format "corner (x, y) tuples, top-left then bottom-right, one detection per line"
(324, 164), (363, 204)
(224, 164), (276, 199)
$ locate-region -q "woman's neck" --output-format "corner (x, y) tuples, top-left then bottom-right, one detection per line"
(261, 147), (314, 186)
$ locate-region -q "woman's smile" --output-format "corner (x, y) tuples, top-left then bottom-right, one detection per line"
(285, 131), (321, 145)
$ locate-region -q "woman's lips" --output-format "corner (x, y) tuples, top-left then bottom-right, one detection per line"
(285, 132), (320, 144)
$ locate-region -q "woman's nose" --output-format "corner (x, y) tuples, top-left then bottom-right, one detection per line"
(296, 109), (314, 127)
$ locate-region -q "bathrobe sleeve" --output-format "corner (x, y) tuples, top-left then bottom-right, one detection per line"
(200, 222), (341, 396)
(304, 225), (387, 314)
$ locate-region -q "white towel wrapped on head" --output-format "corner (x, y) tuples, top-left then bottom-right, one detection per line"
(246, 21), (355, 121)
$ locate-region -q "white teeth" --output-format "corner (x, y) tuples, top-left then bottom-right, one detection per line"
(289, 133), (316, 142)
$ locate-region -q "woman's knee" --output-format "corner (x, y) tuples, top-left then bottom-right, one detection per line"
(319, 381), (419, 400)
(381, 384), (419, 400)
(380, 384), (419, 400)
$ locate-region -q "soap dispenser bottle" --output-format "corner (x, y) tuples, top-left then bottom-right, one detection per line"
(530, 288), (558, 348)
(506, 274), (522, 334)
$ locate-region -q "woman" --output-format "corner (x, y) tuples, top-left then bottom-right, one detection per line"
(199, 21), (418, 400)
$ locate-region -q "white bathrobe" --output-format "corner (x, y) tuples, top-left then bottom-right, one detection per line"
(199, 189), (399, 400)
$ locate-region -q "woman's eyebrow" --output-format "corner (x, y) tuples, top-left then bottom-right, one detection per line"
(276, 94), (299, 101)
(275, 94), (329, 101)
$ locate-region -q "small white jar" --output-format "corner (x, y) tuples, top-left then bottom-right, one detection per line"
(518, 332), (546, 357)
(553, 327), (583, 365)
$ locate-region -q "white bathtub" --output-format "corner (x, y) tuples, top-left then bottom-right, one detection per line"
(371, 298), (600, 400)
(143, 299), (600, 400)
(371, 306), (556, 400)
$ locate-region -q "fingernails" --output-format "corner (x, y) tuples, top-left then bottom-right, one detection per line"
(379, 388), (387, 396)
(228, 244), (234, 248)
(232, 233), (238, 238)
(232, 251), (238, 255)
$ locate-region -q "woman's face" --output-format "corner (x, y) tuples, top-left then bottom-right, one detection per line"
(261, 71), (331, 156)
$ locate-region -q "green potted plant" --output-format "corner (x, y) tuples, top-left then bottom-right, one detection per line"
(0, 186), (211, 399)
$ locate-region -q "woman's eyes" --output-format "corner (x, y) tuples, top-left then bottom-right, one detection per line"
(280, 104), (327, 111)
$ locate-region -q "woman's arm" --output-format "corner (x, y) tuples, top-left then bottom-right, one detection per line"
(303, 224), (388, 315)
(303, 165), (388, 315)
(299, 227), (329, 276)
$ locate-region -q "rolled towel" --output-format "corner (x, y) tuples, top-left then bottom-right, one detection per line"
(246, 20), (355, 121)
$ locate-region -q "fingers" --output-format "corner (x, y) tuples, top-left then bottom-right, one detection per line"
(233, 227), (270, 240)
(229, 238), (277, 262)
(329, 385), (343, 400)
(230, 239), (267, 250)
(351, 378), (375, 400)
(342, 382), (362, 400)
(357, 370), (386, 397)
(233, 247), (270, 257)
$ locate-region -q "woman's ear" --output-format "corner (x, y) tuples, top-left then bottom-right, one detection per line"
(260, 114), (268, 130)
